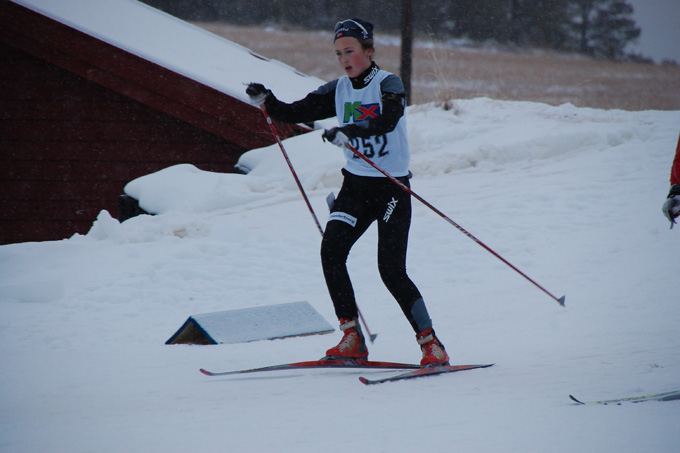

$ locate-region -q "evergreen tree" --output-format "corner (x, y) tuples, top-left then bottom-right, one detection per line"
(566, 0), (640, 58)
(139, 0), (642, 61)
(448, 0), (510, 42)
(521, 0), (570, 49)
(589, 0), (640, 58)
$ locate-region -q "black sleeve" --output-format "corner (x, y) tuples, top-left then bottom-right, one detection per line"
(264, 81), (338, 124)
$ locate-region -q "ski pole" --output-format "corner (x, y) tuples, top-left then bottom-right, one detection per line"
(256, 105), (378, 340)
(356, 305), (378, 343)
(259, 105), (324, 236)
(344, 143), (566, 307)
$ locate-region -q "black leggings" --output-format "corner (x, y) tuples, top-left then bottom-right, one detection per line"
(321, 170), (429, 333)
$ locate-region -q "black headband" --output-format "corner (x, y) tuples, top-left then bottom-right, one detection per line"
(334, 18), (374, 41)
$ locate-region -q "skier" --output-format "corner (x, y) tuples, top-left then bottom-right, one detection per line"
(246, 18), (449, 366)
(662, 132), (680, 228)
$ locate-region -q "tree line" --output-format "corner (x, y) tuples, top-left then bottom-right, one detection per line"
(141, 0), (643, 61)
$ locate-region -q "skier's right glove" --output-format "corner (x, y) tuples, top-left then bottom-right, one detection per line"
(662, 184), (680, 228)
(245, 83), (272, 106)
(322, 127), (351, 148)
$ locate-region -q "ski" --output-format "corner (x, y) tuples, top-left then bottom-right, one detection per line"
(569, 390), (680, 405)
(200, 358), (420, 377)
(358, 363), (494, 385)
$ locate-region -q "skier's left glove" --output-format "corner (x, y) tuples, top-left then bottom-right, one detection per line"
(662, 184), (680, 228)
(245, 83), (272, 106)
(322, 127), (352, 148)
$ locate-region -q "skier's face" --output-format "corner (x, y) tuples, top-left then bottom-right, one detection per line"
(334, 37), (373, 78)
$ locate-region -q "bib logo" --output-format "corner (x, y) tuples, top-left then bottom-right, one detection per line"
(344, 102), (381, 123)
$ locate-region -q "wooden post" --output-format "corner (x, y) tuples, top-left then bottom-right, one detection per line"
(400, 0), (414, 105)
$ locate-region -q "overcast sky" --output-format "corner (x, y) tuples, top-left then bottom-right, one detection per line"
(627, 0), (680, 63)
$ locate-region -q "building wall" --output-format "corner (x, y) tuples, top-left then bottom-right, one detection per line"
(0, 42), (245, 244)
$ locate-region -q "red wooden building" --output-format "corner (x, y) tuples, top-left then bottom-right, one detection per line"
(0, 0), (311, 244)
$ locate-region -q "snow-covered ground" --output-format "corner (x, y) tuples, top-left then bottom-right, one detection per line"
(1, 98), (679, 452)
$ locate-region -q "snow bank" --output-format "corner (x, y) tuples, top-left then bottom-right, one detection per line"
(121, 99), (674, 218)
(2, 99), (679, 452)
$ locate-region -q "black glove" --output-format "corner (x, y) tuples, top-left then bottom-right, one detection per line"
(662, 184), (680, 228)
(245, 83), (271, 106)
(322, 127), (351, 148)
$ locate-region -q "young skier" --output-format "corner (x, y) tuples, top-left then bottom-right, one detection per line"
(246, 18), (449, 366)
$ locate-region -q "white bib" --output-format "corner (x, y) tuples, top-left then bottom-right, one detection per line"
(334, 70), (410, 177)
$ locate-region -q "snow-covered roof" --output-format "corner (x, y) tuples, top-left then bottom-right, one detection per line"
(12, 0), (325, 103)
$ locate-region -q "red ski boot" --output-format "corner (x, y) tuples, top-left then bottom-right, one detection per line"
(417, 328), (449, 367)
(325, 318), (368, 359)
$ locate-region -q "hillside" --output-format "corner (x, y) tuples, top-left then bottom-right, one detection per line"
(196, 22), (680, 111)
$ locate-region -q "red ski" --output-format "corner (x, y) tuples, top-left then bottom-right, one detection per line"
(359, 363), (494, 385)
(200, 358), (420, 377)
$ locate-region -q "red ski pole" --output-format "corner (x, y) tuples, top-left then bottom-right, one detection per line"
(344, 143), (565, 307)
(259, 105), (324, 236)
(257, 105), (378, 340)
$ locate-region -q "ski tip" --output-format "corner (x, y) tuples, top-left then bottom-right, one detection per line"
(199, 368), (213, 376)
(358, 376), (370, 385)
(569, 394), (585, 404)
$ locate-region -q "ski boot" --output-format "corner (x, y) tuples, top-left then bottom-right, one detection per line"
(417, 328), (449, 367)
(324, 318), (368, 360)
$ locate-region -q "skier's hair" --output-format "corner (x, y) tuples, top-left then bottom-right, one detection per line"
(358, 37), (374, 53)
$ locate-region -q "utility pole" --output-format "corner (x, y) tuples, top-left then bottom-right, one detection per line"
(400, 0), (414, 105)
